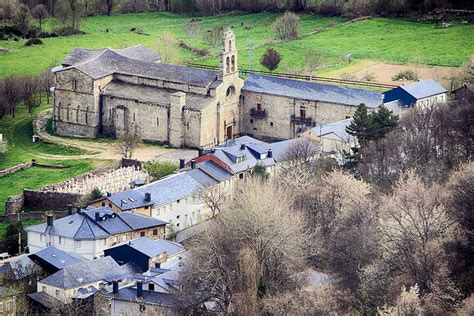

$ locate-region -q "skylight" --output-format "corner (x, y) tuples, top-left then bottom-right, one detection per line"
(128, 198), (135, 202)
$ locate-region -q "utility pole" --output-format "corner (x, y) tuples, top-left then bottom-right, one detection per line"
(17, 211), (21, 255)
(248, 40), (254, 72)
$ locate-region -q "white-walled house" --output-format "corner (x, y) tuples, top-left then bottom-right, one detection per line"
(383, 79), (448, 109)
(25, 206), (167, 259)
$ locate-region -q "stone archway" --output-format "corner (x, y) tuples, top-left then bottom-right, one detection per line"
(115, 105), (128, 137)
(223, 109), (236, 141)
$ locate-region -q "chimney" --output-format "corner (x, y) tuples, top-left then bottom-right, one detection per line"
(95, 211), (100, 222)
(46, 214), (54, 226)
(179, 158), (185, 169)
(145, 193), (151, 202)
(112, 281), (119, 294)
(136, 282), (143, 298)
(267, 149), (273, 158)
(190, 160), (196, 169)
(240, 143), (246, 150)
(67, 205), (73, 216)
(198, 147), (204, 157)
(106, 192), (112, 197)
(76, 206), (81, 213)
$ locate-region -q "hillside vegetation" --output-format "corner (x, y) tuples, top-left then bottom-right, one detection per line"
(0, 12), (473, 78)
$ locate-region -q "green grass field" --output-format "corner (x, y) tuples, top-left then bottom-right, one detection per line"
(0, 13), (473, 78)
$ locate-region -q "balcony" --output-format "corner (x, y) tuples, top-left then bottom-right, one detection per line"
(290, 114), (316, 127)
(250, 108), (267, 119)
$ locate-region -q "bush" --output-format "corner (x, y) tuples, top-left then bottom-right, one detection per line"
(24, 38), (42, 46)
(144, 161), (178, 181)
(273, 11), (300, 41)
(261, 48), (282, 72)
(392, 70), (418, 81)
(90, 187), (103, 200)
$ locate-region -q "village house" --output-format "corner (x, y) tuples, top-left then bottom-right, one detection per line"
(89, 190), (154, 216)
(104, 237), (185, 272)
(32, 256), (133, 305)
(25, 206), (168, 259)
(28, 246), (89, 275)
(383, 79), (448, 108)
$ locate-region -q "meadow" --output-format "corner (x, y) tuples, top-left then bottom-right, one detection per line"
(0, 12), (473, 79)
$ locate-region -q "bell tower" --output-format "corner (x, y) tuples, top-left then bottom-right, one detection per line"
(219, 28), (238, 81)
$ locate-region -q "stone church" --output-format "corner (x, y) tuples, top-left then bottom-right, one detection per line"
(52, 29), (384, 148)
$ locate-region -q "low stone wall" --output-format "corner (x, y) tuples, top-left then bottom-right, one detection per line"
(0, 162), (33, 178)
(23, 190), (83, 212)
(0, 211), (69, 223)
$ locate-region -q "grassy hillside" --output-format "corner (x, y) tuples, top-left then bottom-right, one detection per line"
(0, 12), (472, 78)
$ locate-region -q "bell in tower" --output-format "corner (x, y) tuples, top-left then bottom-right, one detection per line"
(219, 28), (238, 80)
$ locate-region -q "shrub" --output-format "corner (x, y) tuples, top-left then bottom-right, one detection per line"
(90, 187), (103, 200)
(205, 25), (225, 48)
(362, 71), (376, 82)
(392, 70), (418, 81)
(24, 38), (42, 46)
(273, 11), (300, 41)
(144, 161), (178, 181)
(260, 48), (281, 72)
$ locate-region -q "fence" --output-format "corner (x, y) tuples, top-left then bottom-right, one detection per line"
(187, 62), (398, 90)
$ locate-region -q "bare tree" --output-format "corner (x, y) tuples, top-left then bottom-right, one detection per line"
(273, 11), (300, 41)
(205, 24), (224, 49)
(197, 185), (225, 218)
(178, 177), (310, 314)
(114, 131), (141, 158)
(279, 137), (319, 169)
(13, 4), (31, 36)
(0, 75), (21, 118)
(379, 171), (459, 304)
(303, 48), (324, 80)
(154, 31), (180, 64)
(19, 74), (41, 113)
(32, 4), (49, 32)
(104, 0), (114, 15)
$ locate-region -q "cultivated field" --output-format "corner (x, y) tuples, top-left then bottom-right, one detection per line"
(0, 13), (473, 79)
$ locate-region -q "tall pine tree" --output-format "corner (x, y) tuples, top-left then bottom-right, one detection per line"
(372, 105), (399, 141)
(345, 103), (373, 149)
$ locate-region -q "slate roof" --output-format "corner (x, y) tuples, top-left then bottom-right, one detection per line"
(39, 256), (128, 289)
(28, 291), (62, 310)
(196, 160), (233, 182)
(244, 74), (383, 108)
(107, 288), (180, 308)
(108, 237), (185, 258)
(312, 118), (354, 140)
(25, 206), (167, 240)
(149, 268), (182, 294)
(28, 246), (88, 271)
(61, 45), (160, 67)
(107, 190), (154, 211)
(102, 81), (214, 110)
(56, 48), (218, 87)
(399, 79), (448, 99)
(135, 170), (218, 207)
(0, 255), (41, 280)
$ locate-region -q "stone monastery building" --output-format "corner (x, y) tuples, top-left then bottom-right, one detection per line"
(52, 28), (385, 148)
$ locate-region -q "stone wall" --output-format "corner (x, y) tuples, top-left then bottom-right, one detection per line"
(5, 194), (25, 214)
(0, 211), (69, 223)
(23, 190), (83, 212)
(0, 162), (33, 178)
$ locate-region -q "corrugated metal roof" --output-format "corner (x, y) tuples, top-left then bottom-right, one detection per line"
(399, 79), (447, 99)
(244, 74), (383, 108)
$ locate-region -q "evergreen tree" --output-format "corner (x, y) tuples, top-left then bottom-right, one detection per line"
(372, 105), (399, 141)
(3, 222), (26, 255)
(345, 103), (373, 148)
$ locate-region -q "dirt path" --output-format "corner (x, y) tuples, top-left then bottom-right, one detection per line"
(34, 110), (172, 161)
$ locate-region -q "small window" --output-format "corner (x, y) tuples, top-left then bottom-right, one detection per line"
(42, 286), (46, 292)
(59, 237), (65, 245)
(72, 79), (77, 91)
(270, 122), (273, 127)
(257, 103), (262, 111)
(176, 223), (180, 227)
(148, 283), (155, 291)
(346, 116), (351, 119)
(55, 290), (60, 297)
(156, 117), (159, 126)
(153, 229), (158, 235)
(102, 202), (105, 207)
(177, 199), (180, 204)
(108, 203), (112, 208)
(253, 127), (257, 131)
(133, 113), (136, 122)
(239, 173), (244, 179)
(176, 215), (180, 219)
(140, 231), (145, 237)
(250, 119), (253, 124)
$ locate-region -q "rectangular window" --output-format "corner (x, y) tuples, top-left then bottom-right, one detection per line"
(140, 231), (145, 237)
(133, 112), (136, 122)
(59, 237), (65, 245)
(270, 122), (274, 127)
(177, 199), (180, 203)
(148, 283), (155, 291)
(250, 119), (253, 124)
(153, 229), (158, 235)
(55, 290), (60, 297)
(253, 127), (257, 131)
(300, 108), (306, 119)
(257, 103), (262, 111)
(156, 117), (159, 126)
(42, 286), (46, 292)
(346, 116), (351, 119)
(239, 173), (244, 179)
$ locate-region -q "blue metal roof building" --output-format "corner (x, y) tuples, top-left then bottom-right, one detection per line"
(383, 79), (447, 106)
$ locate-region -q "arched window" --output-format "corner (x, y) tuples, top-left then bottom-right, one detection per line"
(85, 107), (89, 124)
(231, 55), (235, 72)
(226, 57), (230, 74)
(229, 40), (232, 51)
(72, 80), (77, 91)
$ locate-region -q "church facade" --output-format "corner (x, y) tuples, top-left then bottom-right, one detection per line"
(52, 29), (384, 148)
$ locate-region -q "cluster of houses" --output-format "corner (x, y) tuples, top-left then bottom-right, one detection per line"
(0, 27), (453, 314)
